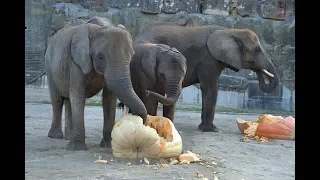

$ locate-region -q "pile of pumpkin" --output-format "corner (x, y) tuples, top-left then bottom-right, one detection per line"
(236, 114), (295, 142)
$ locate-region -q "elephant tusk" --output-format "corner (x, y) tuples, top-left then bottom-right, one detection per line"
(262, 69), (274, 78)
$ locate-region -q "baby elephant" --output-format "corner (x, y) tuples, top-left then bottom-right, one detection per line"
(127, 42), (187, 121)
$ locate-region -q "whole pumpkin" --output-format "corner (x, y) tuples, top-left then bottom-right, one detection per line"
(111, 114), (183, 159)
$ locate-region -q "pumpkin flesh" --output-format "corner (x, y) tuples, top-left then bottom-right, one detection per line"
(145, 115), (182, 157)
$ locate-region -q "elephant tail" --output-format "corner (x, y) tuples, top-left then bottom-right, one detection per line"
(27, 71), (46, 85)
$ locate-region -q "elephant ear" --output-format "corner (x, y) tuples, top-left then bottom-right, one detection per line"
(140, 44), (162, 84)
(71, 24), (93, 75)
(170, 47), (181, 54)
(207, 30), (242, 70)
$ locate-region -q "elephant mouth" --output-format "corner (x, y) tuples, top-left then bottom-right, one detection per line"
(255, 67), (279, 93)
(257, 68), (274, 84)
(227, 65), (240, 72)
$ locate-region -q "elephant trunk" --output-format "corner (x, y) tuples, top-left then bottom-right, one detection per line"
(257, 61), (280, 93)
(105, 69), (147, 121)
(146, 79), (182, 106)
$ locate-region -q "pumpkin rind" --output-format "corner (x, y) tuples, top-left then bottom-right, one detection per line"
(111, 114), (182, 159)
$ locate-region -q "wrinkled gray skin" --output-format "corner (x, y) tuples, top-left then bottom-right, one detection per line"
(127, 42), (187, 121)
(135, 23), (280, 132)
(45, 16), (147, 150)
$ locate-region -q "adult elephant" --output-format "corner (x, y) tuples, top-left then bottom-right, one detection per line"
(128, 42), (187, 121)
(134, 22), (280, 132)
(45, 16), (147, 150)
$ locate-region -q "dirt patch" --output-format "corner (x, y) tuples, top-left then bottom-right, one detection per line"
(25, 88), (295, 180)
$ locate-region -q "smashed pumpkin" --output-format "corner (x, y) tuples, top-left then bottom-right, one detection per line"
(237, 114), (295, 140)
(111, 114), (182, 159)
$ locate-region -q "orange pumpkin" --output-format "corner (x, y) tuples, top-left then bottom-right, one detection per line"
(236, 114), (295, 140)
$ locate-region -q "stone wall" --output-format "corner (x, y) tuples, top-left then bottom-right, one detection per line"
(25, 0), (295, 112)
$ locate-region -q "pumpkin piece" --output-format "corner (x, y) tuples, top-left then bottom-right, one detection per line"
(259, 136), (269, 143)
(178, 151), (200, 163)
(240, 136), (250, 142)
(253, 136), (260, 140)
(161, 164), (169, 168)
(143, 157), (149, 165)
(94, 159), (108, 164)
(255, 116), (295, 140)
(236, 118), (250, 133)
(236, 118), (259, 136)
(111, 114), (182, 159)
(180, 160), (190, 164)
(170, 159), (179, 165)
(196, 172), (203, 177)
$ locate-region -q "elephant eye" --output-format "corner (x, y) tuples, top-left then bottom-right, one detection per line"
(98, 54), (103, 60)
(160, 73), (166, 81)
(252, 47), (260, 55)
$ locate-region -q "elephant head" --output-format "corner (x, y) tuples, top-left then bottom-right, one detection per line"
(207, 29), (279, 93)
(139, 43), (187, 106)
(71, 23), (147, 121)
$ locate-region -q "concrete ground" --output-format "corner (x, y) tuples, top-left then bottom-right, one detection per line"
(25, 87), (295, 180)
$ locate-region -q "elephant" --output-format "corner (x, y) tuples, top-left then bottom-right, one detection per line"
(134, 22), (280, 132)
(127, 42), (187, 121)
(45, 16), (147, 150)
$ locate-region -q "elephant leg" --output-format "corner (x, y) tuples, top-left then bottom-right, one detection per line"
(66, 66), (88, 150)
(47, 75), (64, 139)
(100, 87), (117, 148)
(163, 103), (176, 122)
(64, 99), (72, 140)
(198, 82), (219, 132)
(197, 67), (221, 132)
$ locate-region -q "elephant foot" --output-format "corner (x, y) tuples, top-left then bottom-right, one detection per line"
(198, 123), (219, 132)
(100, 138), (111, 148)
(100, 133), (112, 148)
(66, 141), (88, 151)
(48, 128), (64, 139)
(64, 128), (72, 140)
(64, 133), (72, 140)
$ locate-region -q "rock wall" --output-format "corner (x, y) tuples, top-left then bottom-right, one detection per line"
(25, 0), (295, 111)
